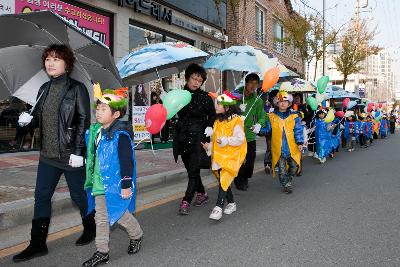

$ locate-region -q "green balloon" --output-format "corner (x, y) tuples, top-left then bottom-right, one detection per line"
(317, 76), (329, 94)
(306, 96), (318, 111)
(163, 89), (192, 120)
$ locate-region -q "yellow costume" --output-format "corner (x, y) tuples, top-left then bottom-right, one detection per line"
(211, 116), (247, 191)
(269, 113), (301, 176)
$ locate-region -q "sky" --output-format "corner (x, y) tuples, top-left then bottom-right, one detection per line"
(291, 0), (400, 73)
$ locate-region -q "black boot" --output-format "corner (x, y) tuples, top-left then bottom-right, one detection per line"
(128, 237), (143, 254)
(82, 251), (109, 267)
(76, 211), (96, 246)
(13, 218), (50, 262)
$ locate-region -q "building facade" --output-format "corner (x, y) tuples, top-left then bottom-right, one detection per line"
(226, 0), (304, 76)
(0, 0), (227, 152)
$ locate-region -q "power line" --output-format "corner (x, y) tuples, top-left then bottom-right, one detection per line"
(293, 0), (339, 31)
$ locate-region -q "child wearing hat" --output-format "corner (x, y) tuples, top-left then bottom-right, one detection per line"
(82, 85), (143, 267)
(202, 91), (247, 220)
(315, 108), (331, 163)
(260, 91), (304, 194)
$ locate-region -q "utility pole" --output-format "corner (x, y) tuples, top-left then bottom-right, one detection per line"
(322, 0), (326, 76)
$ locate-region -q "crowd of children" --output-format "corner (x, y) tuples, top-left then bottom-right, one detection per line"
(14, 61), (396, 266)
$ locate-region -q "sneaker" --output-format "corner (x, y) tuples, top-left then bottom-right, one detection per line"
(264, 165), (271, 174)
(307, 151), (314, 157)
(283, 185), (293, 194)
(235, 184), (247, 191)
(209, 206), (223, 220)
(178, 200), (190, 215)
(224, 203), (237, 215)
(194, 193), (209, 206)
(82, 251), (109, 267)
(128, 237), (142, 254)
(319, 157), (326, 164)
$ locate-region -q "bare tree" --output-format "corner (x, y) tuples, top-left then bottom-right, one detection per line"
(281, 14), (337, 81)
(333, 20), (381, 89)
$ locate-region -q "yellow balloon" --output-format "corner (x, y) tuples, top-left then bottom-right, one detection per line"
(324, 109), (335, 123)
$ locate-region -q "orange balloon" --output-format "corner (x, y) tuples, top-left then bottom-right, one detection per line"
(262, 67), (280, 92)
(208, 92), (218, 99)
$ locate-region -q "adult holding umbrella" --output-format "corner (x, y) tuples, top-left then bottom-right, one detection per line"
(173, 63), (216, 215)
(13, 45), (94, 262)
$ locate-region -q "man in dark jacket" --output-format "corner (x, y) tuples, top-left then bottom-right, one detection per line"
(173, 63), (216, 215)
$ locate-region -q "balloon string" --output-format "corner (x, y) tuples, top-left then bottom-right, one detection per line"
(244, 91), (263, 121)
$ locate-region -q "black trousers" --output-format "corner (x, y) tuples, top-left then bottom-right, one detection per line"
(160, 121), (170, 142)
(264, 134), (272, 167)
(359, 134), (366, 146)
(234, 140), (256, 188)
(216, 184), (234, 208)
(182, 150), (205, 203)
(34, 160), (87, 219)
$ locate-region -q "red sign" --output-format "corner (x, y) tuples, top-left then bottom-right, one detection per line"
(11, 0), (111, 46)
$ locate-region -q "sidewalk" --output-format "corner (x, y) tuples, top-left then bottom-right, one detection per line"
(0, 147), (184, 204)
(0, 140), (267, 232)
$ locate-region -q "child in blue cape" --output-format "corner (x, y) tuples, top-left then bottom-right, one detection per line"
(379, 115), (389, 138)
(82, 87), (143, 267)
(365, 116), (374, 144)
(329, 116), (341, 157)
(315, 109), (331, 163)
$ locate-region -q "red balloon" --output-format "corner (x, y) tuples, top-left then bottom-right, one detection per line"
(342, 98), (350, 108)
(335, 111), (345, 118)
(367, 102), (374, 112)
(145, 104), (167, 134)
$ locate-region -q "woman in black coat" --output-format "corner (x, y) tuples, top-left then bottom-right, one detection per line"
(173, 64), (216, 215)
(14, 44), (94, 262)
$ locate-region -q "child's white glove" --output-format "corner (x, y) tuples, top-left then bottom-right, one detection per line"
(69, 154), (84, 168)
(18, 112), (33, 127)
(252, 123), (261, 134)
(217, 137), (228, 147)
(239, 103), (247, 113)
(204, 127), (213, 137)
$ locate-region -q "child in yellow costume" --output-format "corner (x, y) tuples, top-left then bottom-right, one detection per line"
(260, 91), (304, 194)
(202, 92), (247, 221)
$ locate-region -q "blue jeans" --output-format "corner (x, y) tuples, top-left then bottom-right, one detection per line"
(277, 156), (298, 187)
(34, 160), (87, 219)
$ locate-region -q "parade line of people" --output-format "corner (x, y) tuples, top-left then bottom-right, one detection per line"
(12, 44), (396, 266)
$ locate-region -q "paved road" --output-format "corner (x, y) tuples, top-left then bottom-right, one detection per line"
(1, 135), (399, 266)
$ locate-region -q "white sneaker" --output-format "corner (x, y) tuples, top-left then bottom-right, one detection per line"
(307, 151), (314, 157)
(209, 206), (223, 220)
(224, 203), (237, 215)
